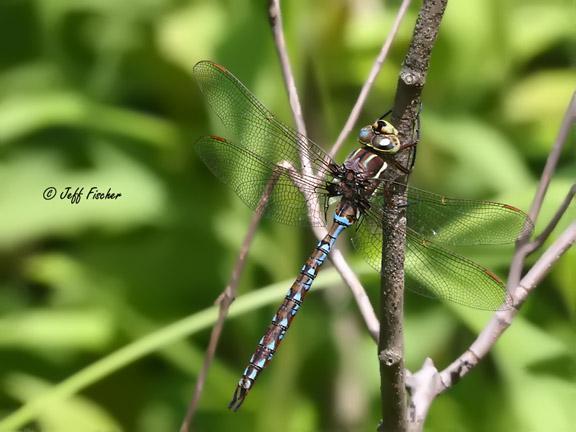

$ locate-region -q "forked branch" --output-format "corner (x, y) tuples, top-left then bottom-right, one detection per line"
(407, 221), (576, 428)
(406, 93), (576, 430)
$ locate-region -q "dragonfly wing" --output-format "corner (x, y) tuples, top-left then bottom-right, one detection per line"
(193, 61), (333, 177)
(196, 135), (328, 226)
(404, 228), (511, 310)
(351, 208), (512, 310)
(360, 182), (532, 245)
(405, 186), (532, 245)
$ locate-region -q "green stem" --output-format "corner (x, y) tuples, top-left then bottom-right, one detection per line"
(0, 267), (364, 431)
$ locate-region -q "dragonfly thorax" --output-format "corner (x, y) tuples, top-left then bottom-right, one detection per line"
(342, 147), (389, 182)
(326, 147), (390, 214)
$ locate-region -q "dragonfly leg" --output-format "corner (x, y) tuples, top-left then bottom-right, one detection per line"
(397, 142), (417, 153)
(406, 103), (422, 170)
(390, 158), (413, 175)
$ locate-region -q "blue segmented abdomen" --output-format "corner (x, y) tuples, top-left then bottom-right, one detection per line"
(228, 205), (356, 411)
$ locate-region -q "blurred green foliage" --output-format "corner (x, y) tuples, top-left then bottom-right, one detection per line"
(0, 0), (574, 431)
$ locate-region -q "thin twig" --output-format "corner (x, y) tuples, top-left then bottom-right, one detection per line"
(329, 0), (412, 158)
(439, 221), (576, 385)
(527, 92), (575, 225)
(517, 222), (576, 290)
(180, 174), (280, 432)
(508, 91), (576, 287)
(525, 183), (575, 255)
(269, 0), (380, 340)
(377, 1), (448, 431)
(331, 250), (379, 340)
(269, 0), (311, 174)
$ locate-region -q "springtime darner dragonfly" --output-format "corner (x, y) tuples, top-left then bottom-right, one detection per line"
(193, 61), (531, 411)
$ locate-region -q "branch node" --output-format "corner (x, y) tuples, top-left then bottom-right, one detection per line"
(405, 358), (442, 424)
(515, 283), (530, 298)
(379, 349), (403, 366)
(399, 68), (425, 86)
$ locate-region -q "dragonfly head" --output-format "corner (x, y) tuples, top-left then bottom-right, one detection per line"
(358, 119), (400, 154)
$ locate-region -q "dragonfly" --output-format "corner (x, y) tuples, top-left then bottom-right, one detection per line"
(193, 60), (531, 411)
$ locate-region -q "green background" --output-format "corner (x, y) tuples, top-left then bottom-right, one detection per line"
(0, 0), (574, 431)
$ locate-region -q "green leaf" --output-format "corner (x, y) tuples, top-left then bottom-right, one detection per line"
(503, 70), (576, 153)
(0, 92), (180, 148)
(24, 253), (98, 303)
(157, 2), (226, 72)
(0, 308), (113, 352)
(507, 3), (574, 64)
(499, 361), (575, 432)
(0, 266), (361, 431)
(422, 114), (533, 195)
(4, 374), (122, 432)
(0, 144), (166, 249)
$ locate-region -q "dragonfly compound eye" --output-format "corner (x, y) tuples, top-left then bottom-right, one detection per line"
(372, 135), (399, 153)
(358, 126), (374, 145)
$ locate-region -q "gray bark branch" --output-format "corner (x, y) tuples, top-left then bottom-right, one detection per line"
(379, 1), (449, 431)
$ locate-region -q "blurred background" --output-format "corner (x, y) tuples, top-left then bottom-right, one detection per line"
(0, 0), (574, 431)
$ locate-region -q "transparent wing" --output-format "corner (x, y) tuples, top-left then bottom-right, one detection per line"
(196, 135), (328, 226)
(351, 206), (512, 311)
(404, 229), (512, 310)
(193, 61), (333, 178)
(404, 186), (532, 245)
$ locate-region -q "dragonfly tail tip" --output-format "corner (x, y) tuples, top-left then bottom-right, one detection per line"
(228, 387), (247, 412)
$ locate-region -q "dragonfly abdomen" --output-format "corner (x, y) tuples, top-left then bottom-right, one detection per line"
(228, 206), (356, 411)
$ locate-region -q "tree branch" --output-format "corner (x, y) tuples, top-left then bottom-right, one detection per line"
(508, 91), (576, 287)
(269, 0), (311, 173)
(406, 92), (576, 429)
(526, 92), (575, 225)
(435, 222), (573, 392)
(379, 1), (449, 431)
(405, 222), (576, 429)
(525, 183), (575, 255)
